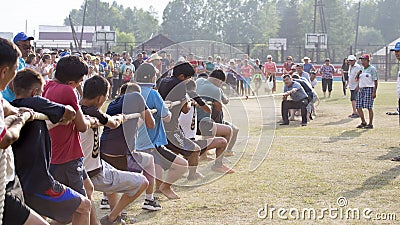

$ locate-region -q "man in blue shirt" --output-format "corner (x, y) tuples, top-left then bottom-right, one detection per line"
(2, 32), (34, 102)
(280, 74), (309, 126)
(135, 64), (188, 199)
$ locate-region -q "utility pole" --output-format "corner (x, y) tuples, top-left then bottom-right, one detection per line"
(354, 1), (361, 55)
(80, 0), (88, 50)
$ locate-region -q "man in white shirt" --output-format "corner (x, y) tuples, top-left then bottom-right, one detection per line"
(347, 55), (362, 118)
(355, 54), (378, 129)
(390, 42), (400, 161)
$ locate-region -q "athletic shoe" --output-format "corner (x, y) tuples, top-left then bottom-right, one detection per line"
(100, 198), (110, 209)
(364, 124), (373, 129)
(100, 215), (126, 225)
(142, 199), (162, 211)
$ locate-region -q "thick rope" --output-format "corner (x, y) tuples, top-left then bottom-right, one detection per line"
(0, 151), (7, 225)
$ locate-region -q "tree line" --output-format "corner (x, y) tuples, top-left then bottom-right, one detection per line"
(65, 0), (399, 58)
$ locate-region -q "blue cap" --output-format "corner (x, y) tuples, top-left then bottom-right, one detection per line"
(59, 52), (71, 58)
(390, 42), (400, 51)
(13, 32), (34, 44)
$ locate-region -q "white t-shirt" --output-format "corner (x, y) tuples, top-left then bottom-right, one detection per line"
(80, 127), (102, 172)
(359, 65), (378, 88)
(397, 71), (400, 98)
(0, 96), (16, 184)
(348, 63), (361, 90)
(178, 95), (196, 139)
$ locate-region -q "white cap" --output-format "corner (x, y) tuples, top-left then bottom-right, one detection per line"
(105, 57), (110, 61)
(42, 49), (51, 54)
(347, 55), (357, 61)
(267, 55), (272, 59)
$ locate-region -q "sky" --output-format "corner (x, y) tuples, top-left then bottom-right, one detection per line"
(0, 0), (170, 39)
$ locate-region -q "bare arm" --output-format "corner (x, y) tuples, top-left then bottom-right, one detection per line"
(141, 109), (155, 129)
(105, 114), (125, 129)
(74, 108), (91, 132)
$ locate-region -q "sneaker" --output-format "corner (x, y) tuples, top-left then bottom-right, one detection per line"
(364, 124), (373, 129)
(301, 123), (307, 126)
(142, 199), (162, 211)
(100, 215), (126, 225)
(100, 198), (110, 209)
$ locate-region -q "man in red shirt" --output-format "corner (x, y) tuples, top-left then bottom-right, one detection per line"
(43, 55), (99, 224)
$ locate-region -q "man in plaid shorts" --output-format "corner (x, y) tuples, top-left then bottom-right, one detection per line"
(355, 54), (378, 129)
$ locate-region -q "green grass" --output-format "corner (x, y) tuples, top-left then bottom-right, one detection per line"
(94, 82), (400, 225)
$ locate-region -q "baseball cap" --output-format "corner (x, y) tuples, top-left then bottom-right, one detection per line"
(347, 55), (357, 61)
(359, 54), (370, 60)
(105, 57), (110, 61)
(135, 63), (156, 82)
(296, 63), (303, 67)
(13, 32), (34, 44)
(267, 55), (272, 59)
(390, 42), (400, 51)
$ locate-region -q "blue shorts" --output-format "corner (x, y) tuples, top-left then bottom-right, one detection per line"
(25, 182), (82, 224)
(356, 87), (374, 109)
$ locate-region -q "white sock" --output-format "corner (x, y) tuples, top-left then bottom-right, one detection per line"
(102, 193), (108, 200)
(145, 194), (154, 201)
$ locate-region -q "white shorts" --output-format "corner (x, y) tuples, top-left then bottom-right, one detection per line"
(90, 160), (145, 197)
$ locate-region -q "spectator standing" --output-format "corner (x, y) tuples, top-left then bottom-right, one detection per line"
(342, 58), (350, 98)
(263, 55), (277, 93)
(320, 58), (335, 98)
(283, 56), (295, 75)
(355, 54), (378, 129)
(390, 42), (400, 161)
(347, 55), (361, 118)
(302, 56), (316, 74)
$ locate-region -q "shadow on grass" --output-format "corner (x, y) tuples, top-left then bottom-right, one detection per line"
(324, 129), (367, 143)
(323, 118), (353, 126)
(375, 147), (400, 160)
(342, 165), (400, 199)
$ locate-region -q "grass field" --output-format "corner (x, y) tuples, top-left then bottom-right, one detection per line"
(95, 81), (400, 225)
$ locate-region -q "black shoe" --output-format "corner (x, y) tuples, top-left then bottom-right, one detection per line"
(364, 124), (373, 129)
(356, 123), (367, 128)
(142, 199), (162, 211)
(279, 122), (289, 125)
(301, 123), (307, 126)
(391, 156), (400, 162)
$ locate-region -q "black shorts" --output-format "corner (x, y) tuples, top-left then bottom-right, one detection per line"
(3, 177), (30, 225)
(49, 158), (88, 196)
(166, 131), (198, 157)
(142, 146), (177, 170)
(321, 78), (333, 92)
(350, 90), (358, 101)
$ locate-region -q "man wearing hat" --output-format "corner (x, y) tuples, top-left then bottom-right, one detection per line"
(2, 32), (34, 102)
(148, 53), (162, 77)
(347, 55), (362, 118)
(390, 42), (400, 161)
(355, 54), (378, 129)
